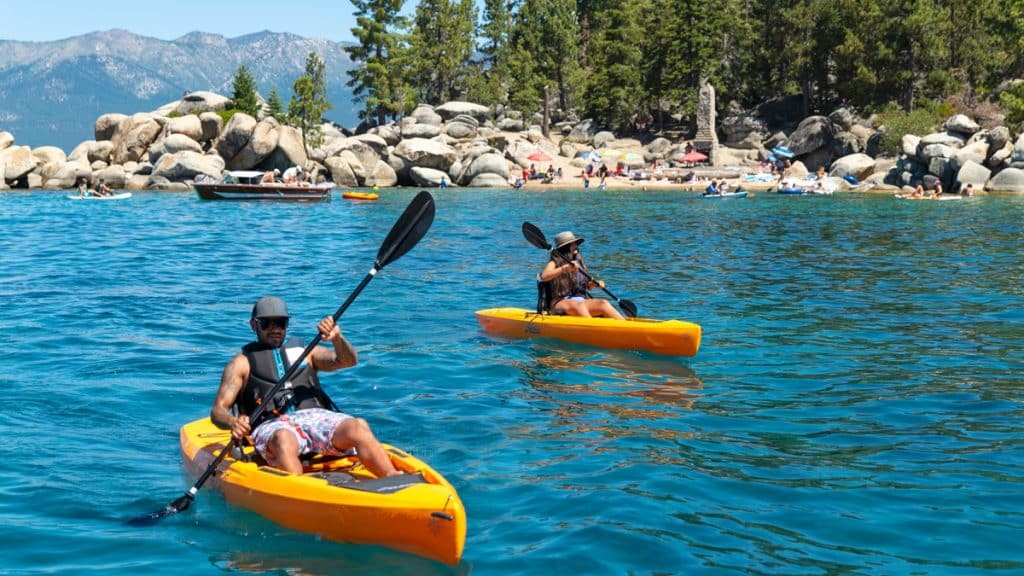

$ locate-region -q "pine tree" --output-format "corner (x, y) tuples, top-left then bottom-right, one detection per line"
(346, 0), (408, 125)
(266, 86), (285, 121)
(231, 64), (260, 117)
(408, 0), (477, 104)
(289, 52), (332, 153)
(466, 0), (514, 106)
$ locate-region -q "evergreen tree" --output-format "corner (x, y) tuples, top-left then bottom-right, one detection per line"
(507, 0), (582, 116)
(408, 0), (477, 104)
(266, 86), (285, 121)
(231, 63), (260, 117)
(582, 0), (645, 130)
(289, 52), (332, 153)
(466, 0), (514, 106)
(346, 0), (408, 125)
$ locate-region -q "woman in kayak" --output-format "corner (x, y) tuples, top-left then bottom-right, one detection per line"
(210, 296), (401, 478)
(539, 231), (624, 319)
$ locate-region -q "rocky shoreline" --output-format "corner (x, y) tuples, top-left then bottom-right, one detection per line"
(2, 90), (1024, 195)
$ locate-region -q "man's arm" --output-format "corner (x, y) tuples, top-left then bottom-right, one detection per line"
(311, 316), (357, 372)
(210, 354), (251, 440)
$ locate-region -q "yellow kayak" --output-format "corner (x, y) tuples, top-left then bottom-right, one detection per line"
(475, 307), (701, 357)
(179, 417), (466, 565)
(342, 191), (380, 201)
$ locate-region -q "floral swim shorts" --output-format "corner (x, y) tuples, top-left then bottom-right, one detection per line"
(251, 408), (355, 465)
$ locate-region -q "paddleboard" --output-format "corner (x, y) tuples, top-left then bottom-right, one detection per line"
(67, 192), (132, 201)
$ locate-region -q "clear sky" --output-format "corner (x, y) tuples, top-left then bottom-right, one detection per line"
(1, 0), (366, 43)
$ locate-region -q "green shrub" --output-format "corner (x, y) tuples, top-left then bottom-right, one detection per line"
(874, 102), (951, 156)
(217, 109), (239, 125)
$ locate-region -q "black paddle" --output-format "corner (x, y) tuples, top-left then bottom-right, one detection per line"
(130, 190), (436, 526)
(521, 222), (639, 318)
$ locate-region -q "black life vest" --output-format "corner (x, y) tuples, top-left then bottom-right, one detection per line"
(236, 339), (329, 424)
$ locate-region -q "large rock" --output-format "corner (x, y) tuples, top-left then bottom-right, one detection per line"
(324, 156), (359, 187)
(829, 153), (875, 180)
(955, 160), (991, 189)
(149, 134), (203, 165)
(227, 120), (279, 170)
(363, 161), (397, 187)
(0, 131), (14, 152)
(174, 91), (231, 115)
(435, 101), (491, 122)
(949, 141), (988, 173)
(410, 105), (443, 126)
(215, 113), (257, 161)
(468, 173), (509, 187)
(151, 151), (225, 181)
(986, 167), (1024, 193)
(271, 125), (308, 167)
(460, 152), (508, 185)
(32, 146), (67, 179)
(0, 146), (39, 180)
(70, 140), (114, 164)
(94, 165), (128, 188)
(95, 113), (129, 141)
(566, 119), (597, 144)
(199, 112), (223, 142)
(112, 114), (162, 164)
(45, 162), (91, 189)
(402, 123), (442, 139)
(409, 166), (450, 187)
(393, 138), (457, 171)
(167, 115), (203, 141)
(944, 114), (980, 135)
(785, 116), (833, 156)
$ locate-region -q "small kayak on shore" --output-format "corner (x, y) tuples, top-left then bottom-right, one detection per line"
(342, 191), (380, 201)
(179, 416), (466, 565)
(67, 192), (132, 201)
(475, 307), (701, 357)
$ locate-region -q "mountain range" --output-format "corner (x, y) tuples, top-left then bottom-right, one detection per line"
(0, 29), (360, 153)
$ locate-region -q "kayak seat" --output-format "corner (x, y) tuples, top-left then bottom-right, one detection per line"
(310, 471), (427, 494)
(536, 275), (552, 314)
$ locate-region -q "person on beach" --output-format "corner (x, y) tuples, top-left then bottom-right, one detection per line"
(962, 183), (974, 197)
(76, 178), (90, 197)
(911, 182), (925, 198)
(704, 180), (718, 196)
(210, 296), (401, 478)
(538, 232), (624, 320)
(933, 179), (944, 198)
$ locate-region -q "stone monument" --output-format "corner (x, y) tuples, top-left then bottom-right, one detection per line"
(694, 78), (719, 166)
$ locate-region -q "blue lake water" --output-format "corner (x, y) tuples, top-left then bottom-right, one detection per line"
(1, 188), (1022, 575)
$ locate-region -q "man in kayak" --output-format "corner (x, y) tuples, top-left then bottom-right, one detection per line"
(539, 231), (624, 319)
(210, 296), (401, 478)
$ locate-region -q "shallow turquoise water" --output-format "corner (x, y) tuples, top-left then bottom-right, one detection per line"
(1, 189), (1022, 575)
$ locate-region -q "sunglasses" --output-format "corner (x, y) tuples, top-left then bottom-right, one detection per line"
(256, 317), (289, 330)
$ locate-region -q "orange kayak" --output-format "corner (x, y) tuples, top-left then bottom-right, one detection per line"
(179, 417), (466, 564)
(342, 191), (380, 201)
(475, 307), (701, 357)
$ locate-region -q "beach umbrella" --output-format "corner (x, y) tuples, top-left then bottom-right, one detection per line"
(582, 150), (602, 163)
(618, 152), (645, 167)
(676, 151), (708, 163)
(597, 147), (622, 160)
(771, 146), (795, 159)
(527, 151), (552, 162)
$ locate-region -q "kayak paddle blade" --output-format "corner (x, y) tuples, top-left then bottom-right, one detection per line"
(521, 222), (551, 250)
(619, 299), (639, 318)
(376, 191), (435, 269)
(128, 493), (193, 526)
